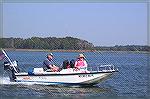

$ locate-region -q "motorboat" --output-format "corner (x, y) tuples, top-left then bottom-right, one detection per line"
(2, 50), (118, 86)
(4, 63), (118, 86)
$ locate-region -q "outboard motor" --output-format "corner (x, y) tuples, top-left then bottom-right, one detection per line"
(4, 61), (20, 81)
(4, 61), (20, 72)
(4, 61), (11, 70)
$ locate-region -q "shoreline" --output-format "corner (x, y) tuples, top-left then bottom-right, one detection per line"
(2, 48), (150, 53)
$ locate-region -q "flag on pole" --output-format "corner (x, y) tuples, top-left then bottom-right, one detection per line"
(0, 50), (5, 60)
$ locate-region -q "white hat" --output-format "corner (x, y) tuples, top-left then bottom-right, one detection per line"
(78, 54), (85, 59)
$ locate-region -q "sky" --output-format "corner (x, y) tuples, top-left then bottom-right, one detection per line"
(2, 3), (147, 46)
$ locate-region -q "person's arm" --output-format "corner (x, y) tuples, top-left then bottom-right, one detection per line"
(74, 61), (78, 68)
(49, 65), (54, 69)
(84, 60), (88, 67)
(44, 60), (53, 69)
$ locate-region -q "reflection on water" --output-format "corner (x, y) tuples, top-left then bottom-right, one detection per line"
(0, 84), (112, 97)
(30, 85), (111, 96)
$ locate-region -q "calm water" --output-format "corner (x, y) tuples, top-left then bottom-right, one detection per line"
(0, 51), (149, 99)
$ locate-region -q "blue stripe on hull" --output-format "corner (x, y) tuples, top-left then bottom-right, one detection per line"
(15, 80), (92, 86)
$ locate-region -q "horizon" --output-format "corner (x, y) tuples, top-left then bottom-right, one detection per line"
(2, 3), (148, 46)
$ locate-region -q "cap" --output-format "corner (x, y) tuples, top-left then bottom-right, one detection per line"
(47, 53), (53, 57)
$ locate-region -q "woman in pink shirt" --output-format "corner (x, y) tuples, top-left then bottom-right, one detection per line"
(74, 54), (87, 71)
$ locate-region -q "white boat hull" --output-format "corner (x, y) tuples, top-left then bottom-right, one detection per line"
(14, 71), (115, 85)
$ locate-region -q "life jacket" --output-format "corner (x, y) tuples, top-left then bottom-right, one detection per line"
(76, 60), (85, 67)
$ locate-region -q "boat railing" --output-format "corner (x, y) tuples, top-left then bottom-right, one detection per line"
(87, 64), (118, 72)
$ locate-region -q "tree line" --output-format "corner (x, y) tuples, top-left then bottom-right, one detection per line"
(0, 37), (149, 52)
(94, 45), (150, 52)
(0, 37), (94, 50)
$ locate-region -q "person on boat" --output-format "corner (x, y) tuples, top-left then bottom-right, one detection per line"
(62, 60), (70, 69)
(43, 53), (59, 72)
(74, 54), (88, 71)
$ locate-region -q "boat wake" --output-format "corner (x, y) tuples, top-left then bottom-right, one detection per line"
(0, 77), (10, 85)
(0, 76), (38, 85)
